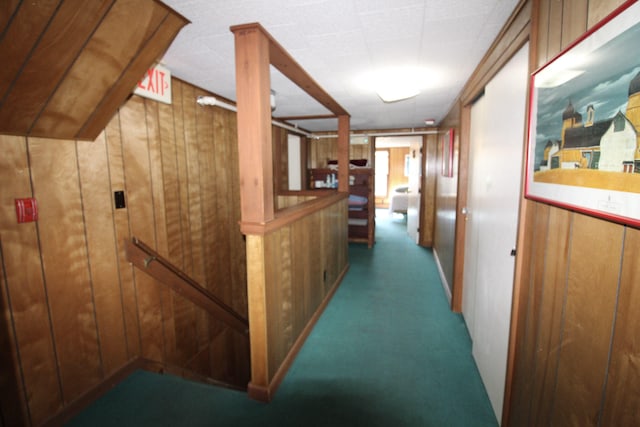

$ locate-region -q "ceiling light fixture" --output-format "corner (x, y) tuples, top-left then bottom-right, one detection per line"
(367, 67), (438, 103)
(376, 83), (420, 103)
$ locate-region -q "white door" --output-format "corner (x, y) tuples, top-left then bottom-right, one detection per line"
(462, 43), (529, 422)
(287, 134), (301, 190)
(406, 141), (422, 243)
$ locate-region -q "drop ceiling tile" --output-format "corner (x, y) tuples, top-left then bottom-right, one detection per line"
(159, 0), (520, 131)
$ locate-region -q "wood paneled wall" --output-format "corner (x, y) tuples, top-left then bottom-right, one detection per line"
(376, 147), (409, 206)
(507, 0), (640, 425)
(245, 197), (349, 401)
(0, 0), (188, 141)
(307, 134), (373, 169)
(419, 133), (438, 247)
(432, 119), (460, 293)
(0, 78), (249, 425)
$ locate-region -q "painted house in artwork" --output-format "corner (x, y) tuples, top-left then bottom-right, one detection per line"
(544, 71), (640, 172)
(539, 139), (560, 170)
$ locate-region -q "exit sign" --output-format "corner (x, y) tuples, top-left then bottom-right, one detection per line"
(134, 64), (171, 104)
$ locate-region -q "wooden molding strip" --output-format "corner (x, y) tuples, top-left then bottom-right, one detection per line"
(247, 262), (350, 402)
(125, 237), (249, 335)
(273, 114), (337, 121)
(240, 192), (347, 235)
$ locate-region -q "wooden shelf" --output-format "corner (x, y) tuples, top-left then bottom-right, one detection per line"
(309, 168), (375, 247)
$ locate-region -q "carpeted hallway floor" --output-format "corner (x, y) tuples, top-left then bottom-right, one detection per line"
(67, 210), (498, 427)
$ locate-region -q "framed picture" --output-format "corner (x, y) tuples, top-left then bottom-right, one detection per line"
(442, 128), (454, 177)
(525, 0), (640, 227)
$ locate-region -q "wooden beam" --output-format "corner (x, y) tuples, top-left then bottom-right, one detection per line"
(232, 24), (275, 224)
(273, 114), (336, 121)
(230, 23), (349, 117)
(337, 115), (350, 193)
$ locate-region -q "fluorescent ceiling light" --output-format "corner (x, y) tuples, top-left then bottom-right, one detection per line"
(377, 85), (420, 103)
(361, 67), (439, 103)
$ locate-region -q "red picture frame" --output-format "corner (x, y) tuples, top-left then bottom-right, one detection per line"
(524, 0), (640, 227)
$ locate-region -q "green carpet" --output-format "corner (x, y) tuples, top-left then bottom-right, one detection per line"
(68, 211), (498, 427)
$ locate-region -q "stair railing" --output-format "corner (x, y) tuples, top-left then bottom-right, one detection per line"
(125, 237), (249, 335)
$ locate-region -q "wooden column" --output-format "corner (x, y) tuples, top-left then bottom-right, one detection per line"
(337, 115), (350, 192)
(230, 22), (350, 402)
(232, 25), (274, 224)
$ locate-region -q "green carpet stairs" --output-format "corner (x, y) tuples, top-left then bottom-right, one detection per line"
(68, 212), (498, 427)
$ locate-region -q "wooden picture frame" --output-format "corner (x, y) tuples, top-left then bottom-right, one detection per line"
(525, 0), (640, 227)
(442, 128), (454, 177)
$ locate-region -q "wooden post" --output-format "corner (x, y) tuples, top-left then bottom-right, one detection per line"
(230, 22), (351, 402)
(232, 25), (274, 224)
(337, 115), (350, 193)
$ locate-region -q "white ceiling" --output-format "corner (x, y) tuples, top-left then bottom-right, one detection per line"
(160, 0), (520, 132)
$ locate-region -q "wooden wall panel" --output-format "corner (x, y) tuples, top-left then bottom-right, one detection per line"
(506, 1), (640, 425)
(1, 76), (249, 423)
(104, 113), (141, 359)
(146, 99), (176, 364)
(587, 0), (628, 27)
(120, 97), (165, 362)
(560, 0), (588, 48)
(77, 11), (188, 140)
(535, 0), (551, 67)
(601, 227), (640, 426)
(0, 135), (62, 425)
(388, 147), (409, 194)
(182, 85), (211, 351)
(308, 136), (374, 169)
(226, 112), (247, 317)
(420, 134), (438, 247)
(0, 0), (62, 101)
(0, 0), (188, 140)
(529, 206), (569, 426)
(0, 0), (21, 32)
(547, 0), (564, 59)
(170, 83), (199, 365)
(76, 133), (128, 376)
(29, 138), (102, 403)
(552, 214), (622, 426)
(433, 106), (460, 295)
(0, 238), (29, 426)
(0, 0), (113, 133)
(213, 108), (233, 304)
(507, 203), (550, 427)
(32, 0), (166, 136)
(246, 198), (348, 400)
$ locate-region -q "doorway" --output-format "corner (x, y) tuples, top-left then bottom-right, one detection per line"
(374, 136), (422, 241)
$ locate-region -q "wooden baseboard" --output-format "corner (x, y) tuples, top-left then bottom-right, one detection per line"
(142, 359), (247, 392)
(248, 262), (350, 402)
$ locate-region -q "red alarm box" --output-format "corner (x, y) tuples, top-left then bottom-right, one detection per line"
(15, 198), (38, 223)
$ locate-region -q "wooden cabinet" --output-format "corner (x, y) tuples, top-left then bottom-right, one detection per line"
(309, 168), (375, 247)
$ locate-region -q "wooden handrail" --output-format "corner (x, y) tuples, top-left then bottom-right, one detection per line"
(125, 237), (249, 335)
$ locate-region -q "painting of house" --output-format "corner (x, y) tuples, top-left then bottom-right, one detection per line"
(538, 71), (640, 175)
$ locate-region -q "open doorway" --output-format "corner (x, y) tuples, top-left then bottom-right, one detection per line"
(374, 136), (422, 241)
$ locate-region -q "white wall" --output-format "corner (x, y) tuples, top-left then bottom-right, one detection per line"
(288, 134), (302, 190)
